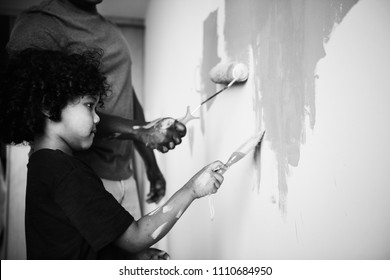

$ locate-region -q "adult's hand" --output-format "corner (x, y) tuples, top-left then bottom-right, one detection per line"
(146, 169), (166, 204)
(136, 118), (186, 153)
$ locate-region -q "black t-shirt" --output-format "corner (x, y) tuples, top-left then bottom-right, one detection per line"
(25, 149), (134, 259)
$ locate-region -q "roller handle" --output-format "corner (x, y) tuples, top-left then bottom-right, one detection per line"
(177, 106), (200, 125)
(178, 79), (237, 125)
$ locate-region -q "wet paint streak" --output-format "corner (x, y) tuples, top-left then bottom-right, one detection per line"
(200, 10), (221, 133)
(295, 220), (299, 243)
(223, 0), (358, 215)
(253, 139), (263, 193)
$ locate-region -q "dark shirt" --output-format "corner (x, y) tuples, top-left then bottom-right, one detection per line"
(25, 149), (133, 259)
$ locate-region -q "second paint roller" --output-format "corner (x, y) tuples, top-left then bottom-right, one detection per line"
(179, 62), (249, 124)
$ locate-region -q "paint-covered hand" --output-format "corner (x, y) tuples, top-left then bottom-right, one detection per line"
(136, 118), (186, 153)
(146, 170), (166, 204)
(187, 161), (227, 199)
(133, 248), (170, 260)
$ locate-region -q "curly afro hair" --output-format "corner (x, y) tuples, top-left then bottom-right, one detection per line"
(0, 48), (110, 145)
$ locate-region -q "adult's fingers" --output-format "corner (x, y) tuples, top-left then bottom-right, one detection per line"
(174, 120), (187, 136)
(173, 135), (182, 145)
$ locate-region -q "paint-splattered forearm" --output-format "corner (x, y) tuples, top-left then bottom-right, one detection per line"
(116, 186), (195, 252)
(143, 192), (191, 242)
(115, 161), (225, 253)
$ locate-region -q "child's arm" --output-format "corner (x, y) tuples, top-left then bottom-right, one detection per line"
(114, 160), (226, 253)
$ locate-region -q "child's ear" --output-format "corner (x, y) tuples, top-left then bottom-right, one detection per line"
(41, 109), (51, 118)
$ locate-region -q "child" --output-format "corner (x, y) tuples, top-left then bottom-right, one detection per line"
(0, 48), (226, 260)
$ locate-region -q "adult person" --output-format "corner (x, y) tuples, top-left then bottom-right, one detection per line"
(7, 0), (187, 219)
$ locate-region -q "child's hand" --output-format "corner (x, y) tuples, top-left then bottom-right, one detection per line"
(133, 248), (170, 260)
(187, 161), (227, 199)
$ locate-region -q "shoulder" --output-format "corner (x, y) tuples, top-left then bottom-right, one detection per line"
(29, 149), (98, 177)
(27, 149), (79, 191)
(29, 149), (77, 172)
(7, 1), (67, 51)
(8, 16), (60, 52)
(28, 149), (99, 188)
(13, 0), (60, 29)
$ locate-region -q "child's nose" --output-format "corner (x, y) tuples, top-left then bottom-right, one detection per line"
(94, 111), (100, 124)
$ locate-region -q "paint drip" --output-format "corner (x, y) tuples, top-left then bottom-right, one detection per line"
(163, 205), (173, 213)
(133, 118), (174, 130)
(176, 209), (184, 219)
(147, 207), (160, 216)
(151, 222), (168, 240)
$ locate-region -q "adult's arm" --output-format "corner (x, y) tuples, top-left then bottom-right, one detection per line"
(96, 111), (186, 154)
(133, 92), (166, 204)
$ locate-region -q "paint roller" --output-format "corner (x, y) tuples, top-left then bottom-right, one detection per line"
(179, 62), (249, 124)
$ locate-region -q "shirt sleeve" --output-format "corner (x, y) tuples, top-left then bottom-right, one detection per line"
(53, 167), (134, 251)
